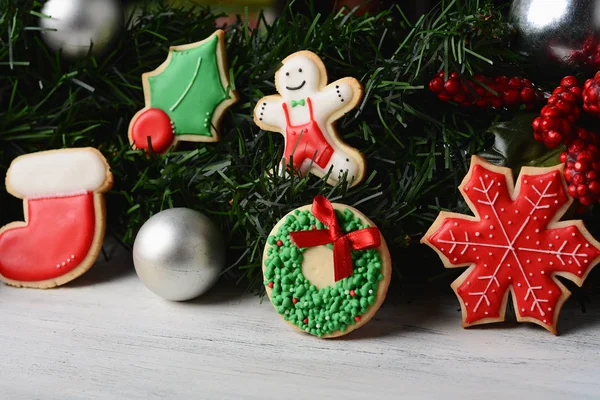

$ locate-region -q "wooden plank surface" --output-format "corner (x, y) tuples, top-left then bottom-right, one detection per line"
(1, 242), (599, 399)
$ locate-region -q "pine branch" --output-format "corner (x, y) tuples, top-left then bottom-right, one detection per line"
(0, 0), (562, 289)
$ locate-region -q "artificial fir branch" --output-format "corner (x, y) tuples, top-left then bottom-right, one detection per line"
(3, 0), (594, 291)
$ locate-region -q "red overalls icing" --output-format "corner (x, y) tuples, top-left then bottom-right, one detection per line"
(282, 97), (334, 169)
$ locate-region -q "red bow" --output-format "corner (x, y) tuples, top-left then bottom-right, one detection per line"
(289, 195), (381, 282)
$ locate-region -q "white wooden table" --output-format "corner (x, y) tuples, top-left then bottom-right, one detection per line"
(2, 242), (600, 399)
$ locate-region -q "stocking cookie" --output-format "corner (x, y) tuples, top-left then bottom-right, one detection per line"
(262, 195), (391, 338)
(421, 156), (600, 334)
(254, 51), (365, 187)
(0, 148), (113, 288)
(129, 30), (238, 154)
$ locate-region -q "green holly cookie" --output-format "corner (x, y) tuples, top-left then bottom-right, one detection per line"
(128, 30), (238, 153)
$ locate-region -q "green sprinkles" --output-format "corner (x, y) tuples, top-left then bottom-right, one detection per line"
(264, 208), (384, 337)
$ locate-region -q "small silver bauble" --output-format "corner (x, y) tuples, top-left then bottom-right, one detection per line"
(510, 0), (600, 68)
(133, 208), (225, 301)
(39, 0), (123, 58)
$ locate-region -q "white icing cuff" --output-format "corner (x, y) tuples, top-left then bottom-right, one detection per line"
(7, 148), (109, 198)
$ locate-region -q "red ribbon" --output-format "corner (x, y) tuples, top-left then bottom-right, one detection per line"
(289, 195), (381, 282)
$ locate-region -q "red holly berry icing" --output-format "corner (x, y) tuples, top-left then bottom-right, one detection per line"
(422, 156), (600, 334)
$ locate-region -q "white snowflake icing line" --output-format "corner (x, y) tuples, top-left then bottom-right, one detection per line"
(518, 242), (588, 267)
(512, 253), (547, 316)
(508, 179), (556, 317)
(468, 174), (553, 318)
(468, 248), (510, 312)
(437, 231), (511, 254)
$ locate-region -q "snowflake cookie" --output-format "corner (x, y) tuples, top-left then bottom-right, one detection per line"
(129, 30), (238, 154)
(254, 51), (365, 187)
(422, 155), (600, 334)
(262, 195), (391, 338)
(0, 148), (113, 288)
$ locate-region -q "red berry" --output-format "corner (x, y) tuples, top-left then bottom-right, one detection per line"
(276, 240), (283, 246)
(503, 89), (521, 105)
(577, 184), (589, 196)
(267, 282), (274, 288)
(521, 87), (536, 103)
(430, 72), (541, 110)
(583, 75), (600, 117)
(562, 128), (600, 205)
(568, 185), (578, 197)
(508, 77), (522, 88)
(580, 195), (594, 206)
(429, 77), (444, 93)
(575, 159), (590, 172)
(561, 76), (579, 87)
(354, 316), (361, 322)
(350, 290), (356, 297)
(444, 79), (461, 95)
(303, 318), (308, 324)
(292, 298), (299, 304)
(560, 152), (568, 163)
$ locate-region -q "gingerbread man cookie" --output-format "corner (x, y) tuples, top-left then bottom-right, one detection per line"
(254, 51), (365, 187)
(0, 148), (113, 288)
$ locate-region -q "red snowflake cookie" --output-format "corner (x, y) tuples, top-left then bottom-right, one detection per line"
(422, 156), (600, 334)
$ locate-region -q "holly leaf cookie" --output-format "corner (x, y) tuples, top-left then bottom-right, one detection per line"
(254, 50), (365, 187)
(262, 195), (391, 338)
(129, 30), (238, 154)
(0, 148), (113, 288)
(421, 155), (600, 334)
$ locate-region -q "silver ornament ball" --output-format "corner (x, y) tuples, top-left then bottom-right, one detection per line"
(133, 208), (225, 301)
(39, 0), (123, 58)
(510, 0), (600, 69)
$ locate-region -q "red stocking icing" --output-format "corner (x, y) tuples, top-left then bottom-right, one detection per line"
(422, 156), (600, 334)
(0, 148), (112, 288)
(130, 108), (175, 153)
(0, 194), (96, 282)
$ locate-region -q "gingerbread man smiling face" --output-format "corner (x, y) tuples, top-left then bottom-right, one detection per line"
(254, 50), (365, 187)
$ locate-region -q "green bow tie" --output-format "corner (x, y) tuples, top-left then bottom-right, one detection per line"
(291, 99), (306, 107)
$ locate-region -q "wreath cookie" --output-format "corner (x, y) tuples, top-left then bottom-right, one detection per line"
(262, 195), (391, 338)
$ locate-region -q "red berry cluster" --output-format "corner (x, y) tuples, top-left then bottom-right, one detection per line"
(569, 35), (600, 69)
(429, 72), (542, 110)
(583, 71), (600, 117)
(560, 128), (600, 206)
(532, 76), (582, 148)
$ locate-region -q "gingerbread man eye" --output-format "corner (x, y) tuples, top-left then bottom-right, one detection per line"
(286, 72), (290, 76)
(298, 68), (303, 73)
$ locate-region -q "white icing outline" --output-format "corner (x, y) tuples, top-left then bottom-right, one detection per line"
(170, 56), (202, 112)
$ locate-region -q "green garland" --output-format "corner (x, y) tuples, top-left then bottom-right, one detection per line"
(2, 0), (589, 290)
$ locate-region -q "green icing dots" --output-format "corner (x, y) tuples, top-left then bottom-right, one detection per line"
(264, 208), (384, 337)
